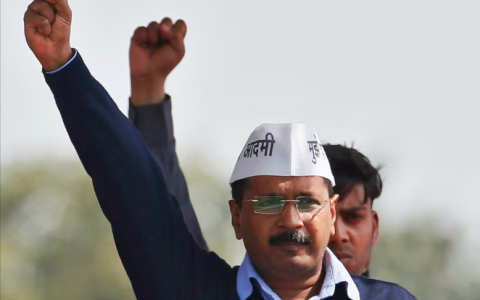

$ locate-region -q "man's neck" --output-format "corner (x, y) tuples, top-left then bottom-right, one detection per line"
(262, 268), (326, 300)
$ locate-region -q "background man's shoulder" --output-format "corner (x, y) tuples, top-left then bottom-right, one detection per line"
(351, 275), (417, 300)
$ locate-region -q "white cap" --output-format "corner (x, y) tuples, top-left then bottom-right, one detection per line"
(229, 123), (335, 186)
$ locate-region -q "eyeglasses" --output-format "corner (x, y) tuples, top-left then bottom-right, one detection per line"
(244, 195), (335, 216)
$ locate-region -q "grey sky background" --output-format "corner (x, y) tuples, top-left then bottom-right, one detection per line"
(2, 0), (479, 273)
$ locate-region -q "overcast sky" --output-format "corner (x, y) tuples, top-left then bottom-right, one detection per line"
(2, 0), (479, 271)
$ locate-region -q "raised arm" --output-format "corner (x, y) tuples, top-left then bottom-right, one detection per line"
(24, 1), (232, 298)
(128, 23), (207, 249)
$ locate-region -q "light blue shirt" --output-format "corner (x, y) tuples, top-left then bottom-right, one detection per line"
(237, 247), (360, 300)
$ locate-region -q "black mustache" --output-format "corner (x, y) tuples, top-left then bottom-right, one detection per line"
(269, 231), (312, 246)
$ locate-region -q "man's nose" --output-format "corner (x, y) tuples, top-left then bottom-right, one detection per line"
(278, 202), (304, 230)
(329, 218), (350, 244)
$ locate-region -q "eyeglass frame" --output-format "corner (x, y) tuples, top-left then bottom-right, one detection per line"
(242, 194), (338, 215)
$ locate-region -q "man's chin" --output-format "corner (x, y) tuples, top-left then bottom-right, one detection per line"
(269, 245), (314, 270)
(331, 251), (356, 271)
(273, 255), (316, 274)
(273, 242), (309, 255)
(338, 256), (353, 265)
(337, 258), (361, 275)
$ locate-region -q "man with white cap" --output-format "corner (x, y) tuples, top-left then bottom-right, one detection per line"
(24, 1), (416, 299)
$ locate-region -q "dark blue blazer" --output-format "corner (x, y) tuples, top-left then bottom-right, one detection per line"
(128, 96), (207, 250)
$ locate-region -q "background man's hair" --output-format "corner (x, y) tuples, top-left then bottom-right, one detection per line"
(323, 143), (383, 204)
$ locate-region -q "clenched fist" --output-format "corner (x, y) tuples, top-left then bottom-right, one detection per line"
(24, 0), (73, 72)
(130, 18), (187, 106)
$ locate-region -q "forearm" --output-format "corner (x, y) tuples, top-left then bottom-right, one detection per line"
(45, 52), (165, 223)
(44, 51), (210, 298)
(129, 98), (208, 249)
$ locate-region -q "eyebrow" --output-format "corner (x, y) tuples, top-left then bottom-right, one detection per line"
(339, 206), (367, 213)
(258, 193), (283, 197)
(298, 192), (314, 197)
(257, 192), (317, 197)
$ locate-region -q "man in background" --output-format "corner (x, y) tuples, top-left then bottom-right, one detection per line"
(325, 145), (381, 276)
(128, 19), (382, 276)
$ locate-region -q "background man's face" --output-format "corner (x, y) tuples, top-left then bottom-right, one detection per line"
(229, 176), (336, 281)
(328, 184), (379, 275)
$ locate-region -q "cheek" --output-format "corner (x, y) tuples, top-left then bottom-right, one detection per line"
(240, 213), (274, 250)
(307, 214), (333, 248)
(349, 223), (374, 246)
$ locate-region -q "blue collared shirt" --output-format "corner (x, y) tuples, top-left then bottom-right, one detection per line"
(237, 247), (360, 300)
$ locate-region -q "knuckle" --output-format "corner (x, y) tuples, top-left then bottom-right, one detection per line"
(30, 0), (45, 10)
(38, 0), (50, 9)
(134, 26), (145, 33)
(132, 27), (147, 39)
(28, 2), (38, 11)
(40, 18), (50, 27)
(148, 21), (158, 28)
(174, 31), (184, 39)
(29, 0), (51, 15)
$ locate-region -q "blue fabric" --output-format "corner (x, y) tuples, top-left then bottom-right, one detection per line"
(128, 98), (208, 249)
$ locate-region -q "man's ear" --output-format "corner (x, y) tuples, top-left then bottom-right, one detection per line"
(372, 210), (379, 245)
(330, 194), (339, 236)
(228, 200), (243, 240)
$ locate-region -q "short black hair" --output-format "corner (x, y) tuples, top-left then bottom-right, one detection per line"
(231, 177), (334, 208)
(323, 143), (383, 204)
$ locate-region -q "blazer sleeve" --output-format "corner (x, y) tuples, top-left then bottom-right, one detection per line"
(128, 98), (208, 250)
(43, 51), (234, 300)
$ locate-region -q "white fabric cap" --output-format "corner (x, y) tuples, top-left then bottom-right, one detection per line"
(229, 123), (335, 186)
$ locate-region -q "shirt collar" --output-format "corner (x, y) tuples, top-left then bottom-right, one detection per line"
(237, 247), (360, 300)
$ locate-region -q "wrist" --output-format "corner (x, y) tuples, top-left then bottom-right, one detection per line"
(42, 48), (74, 72)
(130, 77), (166, 106)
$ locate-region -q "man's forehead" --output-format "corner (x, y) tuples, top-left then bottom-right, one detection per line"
(247, 175), (328, 195)
(337, 184), (372, 209)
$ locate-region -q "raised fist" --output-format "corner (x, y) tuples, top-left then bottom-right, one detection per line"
(130, 18), (187, 105)
(24, 0), (73, 72)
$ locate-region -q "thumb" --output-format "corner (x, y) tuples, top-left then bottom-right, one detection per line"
(45, 0), (72, 22)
